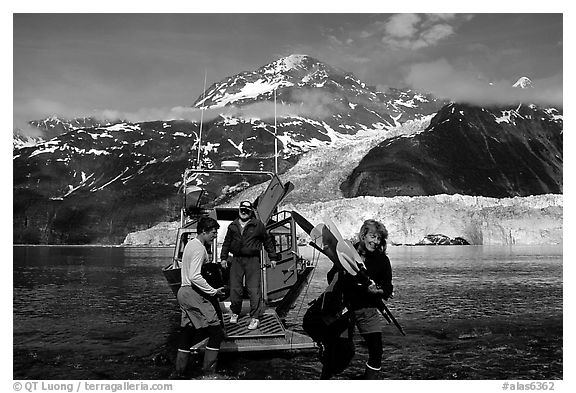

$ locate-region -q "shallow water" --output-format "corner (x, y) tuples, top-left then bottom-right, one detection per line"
(13, 245), (562, 380)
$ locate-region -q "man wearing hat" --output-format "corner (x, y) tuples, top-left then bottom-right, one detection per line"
(220, 200), (279, 330)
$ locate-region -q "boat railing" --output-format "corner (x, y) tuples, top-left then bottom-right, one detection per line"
(184, 167), (276, 179)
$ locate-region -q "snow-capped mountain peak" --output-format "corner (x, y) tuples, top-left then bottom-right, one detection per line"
(270, 54), (309, 72)
(193, 54), (364, 109)
(513, 76), (534, 89)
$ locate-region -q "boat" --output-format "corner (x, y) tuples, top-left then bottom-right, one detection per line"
(162, 164), (317, 352)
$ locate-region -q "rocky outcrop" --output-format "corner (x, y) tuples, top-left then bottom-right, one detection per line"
(123, 221), (180, 246)
(416, 234), (470, 245)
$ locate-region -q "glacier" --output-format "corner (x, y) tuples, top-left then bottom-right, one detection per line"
(123, 193), (562, 247)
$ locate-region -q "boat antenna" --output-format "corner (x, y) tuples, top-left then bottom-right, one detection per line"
(274, 88), (278, 174)
(196, 69), (208, 168)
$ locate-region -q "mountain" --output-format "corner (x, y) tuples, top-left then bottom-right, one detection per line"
(13, 133), (44, 149)
(13, 116), (124, 148)
(513, 76), (534, 89)
(340, 103), (563, 198)
(12, 54), (562, 245)
(13, 55), (446, 244)
(29, 116), (120, 135)
(196, 54), (444, 127)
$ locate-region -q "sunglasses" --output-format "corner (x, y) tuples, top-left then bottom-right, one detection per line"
(239, 208), (252, 214)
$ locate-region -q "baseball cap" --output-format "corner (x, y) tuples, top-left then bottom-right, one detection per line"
(239, 201), (254, 212)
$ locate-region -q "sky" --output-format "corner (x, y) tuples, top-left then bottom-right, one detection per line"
(12, 6), (565, 130)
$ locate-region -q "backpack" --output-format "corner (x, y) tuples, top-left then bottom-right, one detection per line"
(302, 290), (350, 342)
(302, 272), (355, 376)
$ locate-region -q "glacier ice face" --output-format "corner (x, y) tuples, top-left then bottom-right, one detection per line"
(123, 194), (562, 246)
(283, 194), (562, 246)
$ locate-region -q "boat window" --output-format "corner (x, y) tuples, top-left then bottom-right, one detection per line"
(177, 232), (194, 260)
(270, 224), (292, 253)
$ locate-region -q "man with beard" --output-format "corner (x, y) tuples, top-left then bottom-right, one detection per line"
(220, 201), (279, 330)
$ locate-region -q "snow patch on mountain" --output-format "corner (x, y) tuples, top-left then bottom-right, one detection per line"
(275, 54), (308, 71)
(13, 134), (44, 149)
(105, 123), (141, 132)
(174, 131), (193, 138)
(544, 108), (563, 122)
(28, 140), (61, 157)
(494, 110), (521, 124)
(394, 98), (417, 108)
(208, 78), (288, 108)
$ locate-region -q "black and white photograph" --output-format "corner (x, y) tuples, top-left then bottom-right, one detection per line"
(11, 4), (566, 388)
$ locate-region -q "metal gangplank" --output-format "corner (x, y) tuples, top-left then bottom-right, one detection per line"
(191, 301), (316, 353)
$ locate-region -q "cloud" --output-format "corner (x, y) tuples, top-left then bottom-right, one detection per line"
(325, 13), (465, 53)
(13, 98), (97, 136)
(405, 59), (563, 107)
(13, 99), (87, 123)
(93, 89), (344, 124)
(421, 24), (454, 45)
(288, 89), (346, 118)
(379, 13), (463, 50)
(384, 14), (421, 39)
(13, 86), (345, 138)
(314, 13), (475, 86)
(97, 107), (202, 123)
(211, 90), (345, 121)
(425, 14), (457, 23)
(13, 123), (44, 138)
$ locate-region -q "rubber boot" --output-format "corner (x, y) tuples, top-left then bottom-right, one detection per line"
(201, 348), (219, 377)
(173, 350), (190, 379)
(320, 367), (332, 380)
(363, 363), (381, 380)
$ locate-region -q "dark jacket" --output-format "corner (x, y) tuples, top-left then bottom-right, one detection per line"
(220, 217), (277, 260)
(327, 242), (393, 311)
